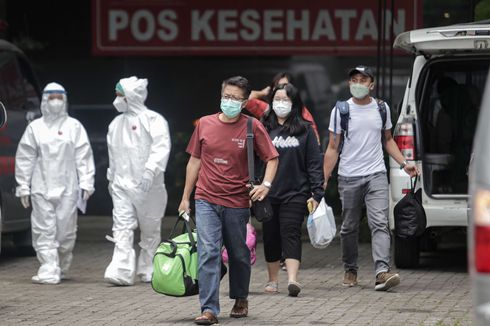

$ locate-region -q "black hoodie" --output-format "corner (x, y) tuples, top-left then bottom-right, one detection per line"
(266, 124), (324, 205)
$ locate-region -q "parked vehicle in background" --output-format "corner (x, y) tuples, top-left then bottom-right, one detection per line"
(0, 39), (41, 255)
(389, 22), (490, 267)
(69, 104), (117, 215)
(468, 69), (490, 326)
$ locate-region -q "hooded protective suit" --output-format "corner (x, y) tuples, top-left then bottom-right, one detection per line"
(15, 82), (95, 284)
(104, 76), (170, 285)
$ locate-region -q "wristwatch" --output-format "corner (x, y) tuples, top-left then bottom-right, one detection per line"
(399, 160), (408, 170)
(262, 181), (272, 189)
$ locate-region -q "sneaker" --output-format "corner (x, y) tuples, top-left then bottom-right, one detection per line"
(342, 270), (358, 287)
(375, 271), (400, 291)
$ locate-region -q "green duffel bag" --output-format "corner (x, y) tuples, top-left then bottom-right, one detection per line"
(151, 213), (199, 297)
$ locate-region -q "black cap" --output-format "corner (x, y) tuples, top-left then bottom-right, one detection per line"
(348, 66), (375, 81)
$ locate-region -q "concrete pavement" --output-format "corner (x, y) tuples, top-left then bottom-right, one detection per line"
(0, 215), (471, 325)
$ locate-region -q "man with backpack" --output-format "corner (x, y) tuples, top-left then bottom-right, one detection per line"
(323, 66), (419, 291)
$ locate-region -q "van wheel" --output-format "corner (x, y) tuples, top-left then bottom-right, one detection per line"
(394, 235), (420, 268)
(13, 230), (35, 256)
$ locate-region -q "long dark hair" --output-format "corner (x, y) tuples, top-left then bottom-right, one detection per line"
(267, 72), (294, 103)
(263, 83), (307, 136)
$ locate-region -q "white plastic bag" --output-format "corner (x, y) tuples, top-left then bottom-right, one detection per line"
(307, 198), (336, 249)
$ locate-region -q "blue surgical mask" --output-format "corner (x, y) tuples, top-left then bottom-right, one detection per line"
(220, 98), (242, 118)
(350, 83), (370, 99)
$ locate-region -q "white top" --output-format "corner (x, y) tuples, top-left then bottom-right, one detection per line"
(329, 97), (392, 177)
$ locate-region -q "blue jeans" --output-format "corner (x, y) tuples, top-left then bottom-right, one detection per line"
(195, 199), (250, 316)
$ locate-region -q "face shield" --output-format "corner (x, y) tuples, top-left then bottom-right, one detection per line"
(42, 82), (67, 117)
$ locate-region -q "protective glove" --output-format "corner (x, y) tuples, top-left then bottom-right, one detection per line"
(20, 196), (30, 208)
(108, 182), (113, 197)
(82, 190), (91, 201)
(138, 169), (154, 192)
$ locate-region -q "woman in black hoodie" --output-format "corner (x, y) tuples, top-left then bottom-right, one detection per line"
(261, 83), (324, 297)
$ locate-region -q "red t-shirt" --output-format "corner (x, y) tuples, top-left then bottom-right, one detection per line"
(187, 113), (279, 208)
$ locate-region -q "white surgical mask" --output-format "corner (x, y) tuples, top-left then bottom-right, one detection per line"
(113, 96), (128, 113)
(47, 99), (64, 115)
(350, 83), (370, 99)
(272, 100), (292, 118)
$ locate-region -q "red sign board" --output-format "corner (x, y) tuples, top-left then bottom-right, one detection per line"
(92, 0), (422, 56)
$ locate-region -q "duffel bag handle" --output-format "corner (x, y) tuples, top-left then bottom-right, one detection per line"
(160, 239), (178, 257)
(410, 176), (418, 190)
(168, 211), (196, 250)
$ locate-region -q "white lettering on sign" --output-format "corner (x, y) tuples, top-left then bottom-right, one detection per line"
(335, 10), (356, 41)
(218, 10), (238, 41)
(157, 10), (178, 41)
(240, 10), (260, 41)
(108, 9), (178, 42)
(108, 10), (129, 41)
(355, 9), (377, 40)
(263, 10), (283, 41)
(287, 10), (309, 41)
(192, 10), (215, 41)
(188, 9), (405, 42)
(311, 10), (336, 41)
(131, 10), (155, 41)
(387, 10), (406, 37)
(105, 8), (407, 44)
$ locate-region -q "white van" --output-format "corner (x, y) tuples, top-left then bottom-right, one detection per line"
(389, 22), (490, 268)
(468, 68), (490, 326)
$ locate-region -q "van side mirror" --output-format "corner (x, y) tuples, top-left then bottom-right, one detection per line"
(0, 101), (7, 128)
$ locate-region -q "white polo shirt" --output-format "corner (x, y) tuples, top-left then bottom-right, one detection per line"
(329, 97), (392, 177)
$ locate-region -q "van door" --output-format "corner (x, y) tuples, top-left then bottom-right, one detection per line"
(0, 48), (40, 227)
(417, 58), (490, 198)
(389, 56), (427, 211)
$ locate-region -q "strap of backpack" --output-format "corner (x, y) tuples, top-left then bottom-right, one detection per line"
(376, 98), (387, 146)
(246, 117), (255, 186)
(334, 101), (349, 153)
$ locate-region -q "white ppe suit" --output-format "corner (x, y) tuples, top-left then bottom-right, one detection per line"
(104, 76), (171, 285)
(15, 82), (95, 284)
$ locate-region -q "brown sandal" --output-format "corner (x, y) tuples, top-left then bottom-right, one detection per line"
(194, 311), (219, 325)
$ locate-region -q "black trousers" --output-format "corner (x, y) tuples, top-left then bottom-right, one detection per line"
(262, 201), (306, 262)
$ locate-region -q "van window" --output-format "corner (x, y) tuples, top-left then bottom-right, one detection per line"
(0, 51), (40, 112)
(419, 59), (489, 195)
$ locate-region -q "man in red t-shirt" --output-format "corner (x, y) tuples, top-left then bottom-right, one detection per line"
(179, 76), (279, 325)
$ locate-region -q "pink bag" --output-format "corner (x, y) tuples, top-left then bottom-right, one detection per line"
(222, 223), (257, 265)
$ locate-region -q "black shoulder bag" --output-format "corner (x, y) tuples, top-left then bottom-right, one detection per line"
(247, 117), (273, 223)
(393, 177), (427, 238)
